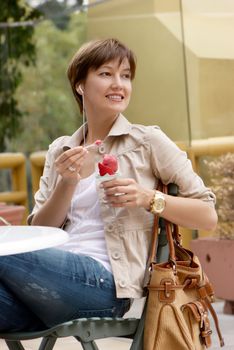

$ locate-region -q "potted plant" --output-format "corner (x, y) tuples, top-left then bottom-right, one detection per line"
(191, 153), (234, 314)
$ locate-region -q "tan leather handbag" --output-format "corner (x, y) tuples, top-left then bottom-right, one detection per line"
(144, 183), (224, 350)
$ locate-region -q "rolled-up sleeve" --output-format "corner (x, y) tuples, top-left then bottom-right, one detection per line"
(149, 127), (216, 205)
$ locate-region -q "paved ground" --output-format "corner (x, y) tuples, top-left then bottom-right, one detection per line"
(0, 299), (233, 349)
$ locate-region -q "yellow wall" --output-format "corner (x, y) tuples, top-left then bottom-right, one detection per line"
(87, 0), (234, 141)
(186, 53), (234, 140)
(154, 0), (234, 138)
(87, 0), (190, 144)
(198, 59), (234, 138)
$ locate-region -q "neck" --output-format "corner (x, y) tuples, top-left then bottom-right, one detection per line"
(84, 113), (119, 145)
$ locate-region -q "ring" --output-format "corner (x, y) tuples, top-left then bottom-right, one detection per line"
(68, 166), (76, 172)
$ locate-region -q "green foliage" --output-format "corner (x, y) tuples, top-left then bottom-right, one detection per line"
(0, 0), (41, 151)
(9, 12), (86, 153)
(37, 0), (71, 30)
(37, 0), (85, 30)
(204, 153), (234, 239)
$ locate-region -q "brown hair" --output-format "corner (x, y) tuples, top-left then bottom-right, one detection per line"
(67, 38), (137, 112)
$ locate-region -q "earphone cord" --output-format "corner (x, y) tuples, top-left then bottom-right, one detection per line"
(82, 94), (86, 148)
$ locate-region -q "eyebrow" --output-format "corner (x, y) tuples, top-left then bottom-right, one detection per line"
(99, 65), (131, 71)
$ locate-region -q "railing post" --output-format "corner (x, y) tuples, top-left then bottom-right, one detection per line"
(0, 153), (28, 222)
(29, 151), (46, 196)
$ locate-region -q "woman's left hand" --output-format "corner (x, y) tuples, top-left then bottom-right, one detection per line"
(101, 178), (154, 209)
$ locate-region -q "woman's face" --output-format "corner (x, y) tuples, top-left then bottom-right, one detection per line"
(81, 57), (132, 117)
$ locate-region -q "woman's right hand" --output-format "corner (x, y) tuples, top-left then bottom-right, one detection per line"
(55, 146), (88, 185)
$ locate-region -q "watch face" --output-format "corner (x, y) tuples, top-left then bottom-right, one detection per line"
(152, 194), (165, 214)
(155, 198), (164, 211)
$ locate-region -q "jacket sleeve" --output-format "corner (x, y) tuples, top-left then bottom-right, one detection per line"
(149, 127), (216, 205)
(27, 137), (65, 224)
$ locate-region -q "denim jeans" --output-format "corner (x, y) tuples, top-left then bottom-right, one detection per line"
(0, 248), (130, 332)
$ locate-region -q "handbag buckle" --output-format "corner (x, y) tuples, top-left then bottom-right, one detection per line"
(169, 259), (177, 275)
(184, 275), (200, 288)
(159, 278), (176, 303)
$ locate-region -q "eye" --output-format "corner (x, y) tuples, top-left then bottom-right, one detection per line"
(99, 71), (111, 77)
(122, 73), (131, 80)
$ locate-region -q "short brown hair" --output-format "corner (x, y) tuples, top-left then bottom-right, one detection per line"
(67, 38), (136, 112)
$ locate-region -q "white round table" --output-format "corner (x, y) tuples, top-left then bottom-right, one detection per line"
(0, 226), (69, 256)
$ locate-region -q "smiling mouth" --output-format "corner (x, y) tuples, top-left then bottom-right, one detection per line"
(106, 94), (124, 101)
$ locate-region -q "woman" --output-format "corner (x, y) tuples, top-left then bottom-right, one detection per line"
(0, 38), (217, 332)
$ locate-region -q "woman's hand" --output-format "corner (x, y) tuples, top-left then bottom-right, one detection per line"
(55, 147), (88, 185)
(32, 147), (88, 227)
(101, 178), (154, 209)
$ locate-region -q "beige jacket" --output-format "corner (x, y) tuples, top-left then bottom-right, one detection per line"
(28, 115), (215, 298)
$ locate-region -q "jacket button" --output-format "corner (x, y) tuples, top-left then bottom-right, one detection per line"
(112, 251), (120, 260)
(106, 224), (114, 232)
(119, 280), (127, 288)
(98, 145), (105, 154)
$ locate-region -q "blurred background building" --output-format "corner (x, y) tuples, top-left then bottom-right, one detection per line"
(1, 0), (233, 154)
(87, 0), (234, 143)
(0, 0), (233, 239)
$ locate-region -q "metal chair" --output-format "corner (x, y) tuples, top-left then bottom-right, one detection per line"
(0, 317), (141, 350)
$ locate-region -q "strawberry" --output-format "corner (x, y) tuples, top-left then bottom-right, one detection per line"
(102, 155), (118, 173)
(98, 162), (115, 176)
(98, 154), (118, 176)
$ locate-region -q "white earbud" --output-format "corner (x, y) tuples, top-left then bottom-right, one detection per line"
(78, 85), (84, 95)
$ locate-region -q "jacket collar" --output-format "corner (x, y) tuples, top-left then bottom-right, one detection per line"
(65, 114), (132, 148)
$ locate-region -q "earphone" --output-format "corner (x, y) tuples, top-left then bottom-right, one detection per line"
(78, 84), (84, 95)
(77, 84), (86, 146)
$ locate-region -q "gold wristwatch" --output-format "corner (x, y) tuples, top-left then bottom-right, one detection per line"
(149, 191), (166, 215)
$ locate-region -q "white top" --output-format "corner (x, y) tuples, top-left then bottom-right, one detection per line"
(0, 226), (69, 256)
(60, 173), (112, 272)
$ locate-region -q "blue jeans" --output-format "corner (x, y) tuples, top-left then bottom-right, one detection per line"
(0, 248), (130, 332)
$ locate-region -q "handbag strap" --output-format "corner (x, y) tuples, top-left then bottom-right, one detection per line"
(148, 210), (160, 264)
(149, 181), (179, 265)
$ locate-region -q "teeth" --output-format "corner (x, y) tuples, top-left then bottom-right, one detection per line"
(107, 95), (123, 101)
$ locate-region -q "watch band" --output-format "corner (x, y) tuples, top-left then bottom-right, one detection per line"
(149, 191), (157, 212)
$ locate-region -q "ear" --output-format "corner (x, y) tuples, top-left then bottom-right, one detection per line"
(76, 83), (84, 95)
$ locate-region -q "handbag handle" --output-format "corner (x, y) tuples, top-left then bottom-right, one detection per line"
(149, 182), (180, 267)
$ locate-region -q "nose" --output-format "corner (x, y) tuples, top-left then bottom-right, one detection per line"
(111, 74), (123, 89)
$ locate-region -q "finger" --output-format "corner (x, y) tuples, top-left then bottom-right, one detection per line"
(65, 152), (87, 168)
(57, 147), (87, 165)
(111, 195), (137, 208)
(65, 148), (88, 166)
(112, 201), (136, 208)
(60, 157), (86, 174)
(104, 185), (136, 196)
(105, 193), (135, 204)
(102, 178), (135, 189)
(56, 149), (88, 170)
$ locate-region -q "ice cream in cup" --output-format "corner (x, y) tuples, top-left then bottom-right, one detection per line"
(96, 153), (121, 205)
(98, 154), (118, 177)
